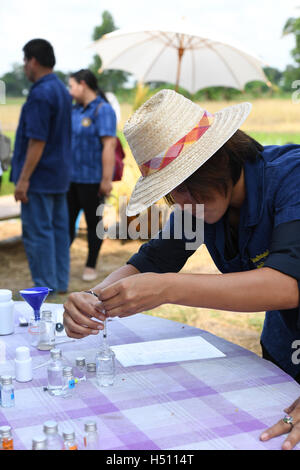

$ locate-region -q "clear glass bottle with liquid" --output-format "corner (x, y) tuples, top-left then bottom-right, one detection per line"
(63, 430), (78, 450)
(32, 434), (47, 450)
(83, 421), (100, 450)
(86, 362), (96, 379)
(0, 376), (15, 408)
(28, 316), (41, 348)
(38, 311), (55, 351)
(47, 348), (63, 396)
(96, 348), (115, 387)
(62, 367), (76, 398)
(43, 420), (63, 450)
(0, 425), (14, 450)
(74, 357), (86, 379)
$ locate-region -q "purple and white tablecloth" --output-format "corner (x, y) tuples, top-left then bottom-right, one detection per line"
(0, 301), (300, 450)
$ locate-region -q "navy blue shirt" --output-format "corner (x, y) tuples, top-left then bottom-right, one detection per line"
(127, 144), (300, 378)
(71, 96), (116, 183)
(11, 73), (72, 193)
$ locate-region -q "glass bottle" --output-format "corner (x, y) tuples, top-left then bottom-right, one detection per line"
(32, 435), (47, 450)
(74, 357), (86, 379)
(43, 420), (63, 450)
(96, 348), (115, 387)
(62, 367), (75, 398)
(47, 348), (63, 396)
(83, 421), (100, 450)
(0, 425), (14, 450)
(0, 376), (15, 407)
(28, 316), (41, 348)
(38, 311), (55, 351)
(86, 362), (96, 379)
(63, 430), (78, 450)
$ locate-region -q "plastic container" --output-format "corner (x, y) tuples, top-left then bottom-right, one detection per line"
(0, 290), (14, 335)
(15, 346), (33, 382)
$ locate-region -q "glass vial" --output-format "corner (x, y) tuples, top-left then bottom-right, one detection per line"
(32, 434), (47, 450)
(62, 367), (75, 398)
(96, 348), (115, 387)
(74, 357), (86, 379)
(47, 348), (63, 396)
(0, 376), (15, 407)
(86, 362), (96, 379)
(83, 421), (100, 450)
(0, 425), (14, 450)
(38, 311), (55, 351)
(28, 316), (41, 348)
(63, 430), (78, 450)
(43, 420), (63, 450)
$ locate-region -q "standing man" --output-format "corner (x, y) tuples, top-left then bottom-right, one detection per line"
(11, 39), (72, 293)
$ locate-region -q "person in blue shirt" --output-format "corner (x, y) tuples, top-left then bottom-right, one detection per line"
(63, 90), (300, 449)
(67, 69), (116, 282)
(10, 39), (72, 293)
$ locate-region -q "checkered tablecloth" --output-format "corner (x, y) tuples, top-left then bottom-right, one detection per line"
(0, 302), (300, 450)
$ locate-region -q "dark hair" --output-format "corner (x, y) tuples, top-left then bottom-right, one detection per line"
(70, 69), (108, 102)
(165, 129), (263, 205)
(23, 39), (55, 68)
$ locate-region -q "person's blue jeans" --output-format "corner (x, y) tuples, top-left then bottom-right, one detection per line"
(21, 192), (70, 292)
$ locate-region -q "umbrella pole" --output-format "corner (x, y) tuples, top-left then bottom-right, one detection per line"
(175, 46), (184, 93)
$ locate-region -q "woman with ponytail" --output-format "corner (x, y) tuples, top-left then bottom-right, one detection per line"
(68, 69), (117, 281)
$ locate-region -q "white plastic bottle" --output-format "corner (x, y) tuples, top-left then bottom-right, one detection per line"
(0, 290), (14, 335)
(15, 346), (33, 382)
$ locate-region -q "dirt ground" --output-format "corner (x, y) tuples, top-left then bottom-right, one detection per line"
(0, 217), (265, 357)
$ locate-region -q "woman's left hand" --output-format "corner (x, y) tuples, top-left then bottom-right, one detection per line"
(98, 272), (171, 317)
(260, 396), (300, 450)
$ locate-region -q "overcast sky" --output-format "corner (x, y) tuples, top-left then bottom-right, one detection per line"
(0, 0), (299, 76)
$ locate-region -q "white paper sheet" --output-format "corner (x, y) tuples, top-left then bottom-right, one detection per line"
(111, 336), (226, 367)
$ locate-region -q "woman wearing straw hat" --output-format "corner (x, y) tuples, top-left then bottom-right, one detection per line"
(63, 89), (300, 449)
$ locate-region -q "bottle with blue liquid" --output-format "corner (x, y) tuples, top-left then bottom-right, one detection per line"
(0, 376), (15, 408)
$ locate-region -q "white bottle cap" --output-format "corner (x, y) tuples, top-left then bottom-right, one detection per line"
(0, 290), (12, 302)
(16, 346), (31, 361)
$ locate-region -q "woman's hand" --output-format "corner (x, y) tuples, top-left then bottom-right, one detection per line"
(260, 396), (300, 450)
(99, 179), (112, 197)
(63, 291), (106, 339)
(98, 273), (171, 318)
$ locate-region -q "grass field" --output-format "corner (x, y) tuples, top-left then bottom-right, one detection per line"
(0, 97), (299, 357)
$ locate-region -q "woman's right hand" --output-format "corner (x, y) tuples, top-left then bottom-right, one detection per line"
(63, 291), (106, 339)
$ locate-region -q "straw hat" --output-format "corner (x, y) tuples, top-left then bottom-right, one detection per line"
(124, 89), (252, 216)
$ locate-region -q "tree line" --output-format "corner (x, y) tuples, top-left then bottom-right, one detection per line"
(1, 11), (299, 102)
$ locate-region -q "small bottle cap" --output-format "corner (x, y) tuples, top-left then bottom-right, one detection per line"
(63, 366), (73, 377)
(50, 348), (62, 360)
(15, 346), (31, 361)
(32, 435), (47, 450)
(0, 289), (12, 302)
(0, 426), (12, 438)
(86, 362), (96, 372)
(1, 375), (12, 385)
(84, 421), (97, 432)
(43, 420), (58, 435)
(63, 430), (75, 440)
(41, 310), (52, 320)
(76, 357), (86, 367)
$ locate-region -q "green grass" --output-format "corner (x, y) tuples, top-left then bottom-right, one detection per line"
(249, 132), (300, 145)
